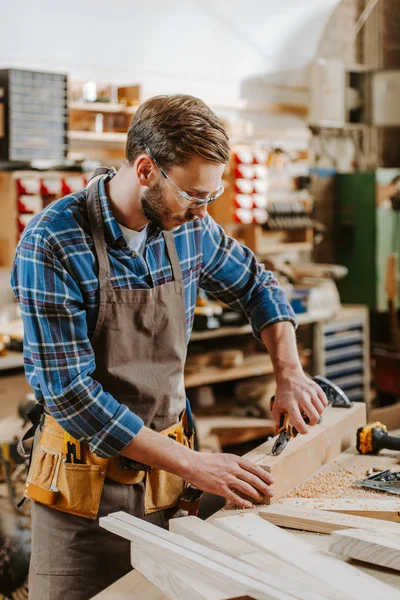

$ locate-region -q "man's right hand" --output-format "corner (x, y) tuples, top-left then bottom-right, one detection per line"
(121, 426), (275, 509)
(184, 451), (275, 509)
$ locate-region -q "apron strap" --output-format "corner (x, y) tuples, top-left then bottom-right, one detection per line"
(163, 231), (184, 283)
(86, 169), (114, 291)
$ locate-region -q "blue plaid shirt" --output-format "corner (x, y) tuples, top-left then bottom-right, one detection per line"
(11, 173), (296, 458)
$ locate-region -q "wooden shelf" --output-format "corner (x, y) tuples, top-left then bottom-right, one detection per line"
(68, 131), (127, 144)
(69, 102), (137, 115)
(190, 324), (253, 341)
(296, 308), (337, 325)
(184, 353), (273, 388)
(0, 351), (24, 372)
(257, 241), (313, 255)
(189, 309), (338, 343)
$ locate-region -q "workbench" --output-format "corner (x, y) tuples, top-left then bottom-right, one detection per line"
(93, 420), (400, 598)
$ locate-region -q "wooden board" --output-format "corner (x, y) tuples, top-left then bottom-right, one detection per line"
(100, 512), (294, 600)
(185, 353), (273, 388)
(91, 570), (169, 600)
(279, 498), (400, 523)
(259, 504), (400, 535)
(369, 401), (400, 431)
(330, 528), (400, 572)
(242, 403), (366, 504)
(170, 516), (343, 600)
(213, 514), (397, 600)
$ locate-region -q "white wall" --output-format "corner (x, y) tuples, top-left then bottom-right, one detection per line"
(1, 0), (341, 108)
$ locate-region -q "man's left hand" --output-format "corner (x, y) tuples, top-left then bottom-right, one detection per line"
(272, 371), (328, 435)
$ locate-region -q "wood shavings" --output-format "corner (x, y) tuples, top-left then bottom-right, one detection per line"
(286, 452), (398, 500)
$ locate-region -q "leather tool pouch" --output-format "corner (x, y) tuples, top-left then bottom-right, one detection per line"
(24, 416), (108, 520)
(143, 419), (193, 515)
(24, 415), (193, 519)
(107, 419), (193, 515)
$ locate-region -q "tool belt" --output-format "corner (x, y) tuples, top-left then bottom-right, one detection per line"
(23, 413), (194, 520)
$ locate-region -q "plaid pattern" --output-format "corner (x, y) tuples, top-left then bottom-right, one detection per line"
(11, 173), (296, 458)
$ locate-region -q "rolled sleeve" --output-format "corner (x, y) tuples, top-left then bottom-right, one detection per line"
(199, 215), (297, 336)
(89, 405), (144, 458)
(250, 287), (298, 339)
(11, 229), (144, 459)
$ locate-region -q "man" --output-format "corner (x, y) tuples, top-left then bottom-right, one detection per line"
(11, 94), (327, 599)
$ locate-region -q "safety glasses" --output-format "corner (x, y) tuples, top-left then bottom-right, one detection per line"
(145, 146), (224, 208)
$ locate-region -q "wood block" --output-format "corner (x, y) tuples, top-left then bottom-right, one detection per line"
(90, 570), (169, 600)
(170, 516), (343, 600)
(213, 514), (397, 600)
(330, 528), (400, 572)
(100, 512), (290, 600)
(279, 498), (400, 523)
(259, 504), (400, 535)
(369, 401), (400, 431)
(244, 403), (367, 503)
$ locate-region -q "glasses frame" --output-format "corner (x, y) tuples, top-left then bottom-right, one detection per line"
(145, 146), (224, 208)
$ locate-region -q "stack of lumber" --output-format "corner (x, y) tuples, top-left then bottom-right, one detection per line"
(259, 501), (400, 575)
(99, 511), (398, 599)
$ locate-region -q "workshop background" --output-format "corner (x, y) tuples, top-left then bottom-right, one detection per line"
(1, 1), (400, 598)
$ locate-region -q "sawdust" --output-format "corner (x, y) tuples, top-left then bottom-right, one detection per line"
(285, 453), (399, 500)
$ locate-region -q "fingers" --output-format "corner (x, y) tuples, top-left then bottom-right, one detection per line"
(301, 398), (321, 426)
(230, 480), (265, 503)
(310, 393), (326, 416)
(287, 401), (309, 434)
(317, 386), (329, 408)
(238, 460), (275, 486)
(225, 489), (253, 509)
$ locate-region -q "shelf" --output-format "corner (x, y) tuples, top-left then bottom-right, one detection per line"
(296, 308), (337, 325)
(0, 351), (24, 372)
(69, 102), (137, 115)
(190, 323), (253, 341)
(189, 309), (338, 342)
(195, 416), (275, 447)
(68, 131), (127, 144)
(184, 353), (273, 388)
(257, 241), (312, 255)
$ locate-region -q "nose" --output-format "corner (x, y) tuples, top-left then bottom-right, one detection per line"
(189, 204), (208, 220)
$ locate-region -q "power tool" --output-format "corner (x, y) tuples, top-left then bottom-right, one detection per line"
(356, 422), (400, 455)
(270, 376), (352, 456)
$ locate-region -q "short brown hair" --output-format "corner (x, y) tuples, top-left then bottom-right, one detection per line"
(125, 94), (230, 169)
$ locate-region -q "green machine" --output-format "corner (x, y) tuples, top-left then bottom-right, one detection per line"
(336, 169), (400, 312)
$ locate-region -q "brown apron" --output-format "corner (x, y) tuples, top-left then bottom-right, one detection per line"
(28, 168), (189, 599)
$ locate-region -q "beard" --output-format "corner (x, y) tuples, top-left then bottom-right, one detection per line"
(141, 182), (195, 230)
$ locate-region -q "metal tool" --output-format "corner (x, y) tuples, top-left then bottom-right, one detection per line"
(64, 432), (83, 464)
(313, 375), (353, 408)
(270, 376), (352, 456)
(354, 470), (400, 496)
(357, 422), (400, 455)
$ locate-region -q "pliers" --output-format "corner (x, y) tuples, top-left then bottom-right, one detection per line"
(270, 396), (310, 456)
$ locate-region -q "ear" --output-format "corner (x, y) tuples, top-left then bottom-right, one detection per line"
(135, 154), (157, 187)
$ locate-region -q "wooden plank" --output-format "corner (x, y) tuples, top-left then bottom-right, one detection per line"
(279, 498), (400, 523)
(330, 528), (400, 572)
(170, 516), (344, 600)
(242, 403), (366, 504)
(100, 512), (292, 600)
(259, 504), (400, 535)
(195, 416), (275, 448)
(369, 401), (400, 431)
(90, 570), (169, 600)
(185, 353), (273, 388)
(213, 514), (398, 600)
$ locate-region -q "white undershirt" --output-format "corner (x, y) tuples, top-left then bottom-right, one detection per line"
(117, 222), (148, 255)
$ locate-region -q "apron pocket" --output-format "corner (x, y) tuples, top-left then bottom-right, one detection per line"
(144, 468), (185, 515)
(56, 463), (106, 520)
(28, 446), (60, 490)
